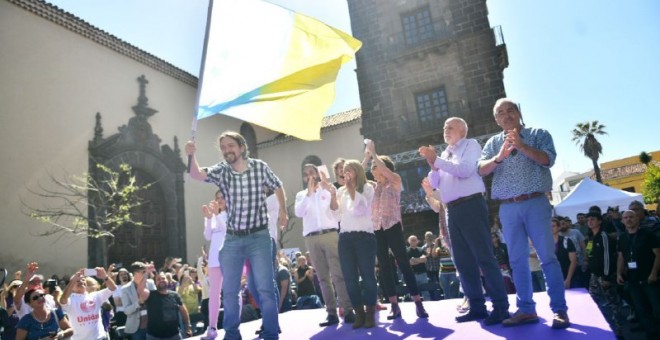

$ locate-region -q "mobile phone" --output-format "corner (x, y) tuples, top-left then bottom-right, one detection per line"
(115, 262), (123, 270)
(317, 165), (330, 180)
(48, 331), (58, 337)
(83, 268), (97, 277)
(44, 279), (58, 294)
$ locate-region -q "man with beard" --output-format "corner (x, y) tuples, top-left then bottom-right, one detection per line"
(138, 272), (192, 339)
(478, 98), (569, 329)
(60, 266), (117, 340)
(186, 131), (287, 340)
(559, 217), (587, 288)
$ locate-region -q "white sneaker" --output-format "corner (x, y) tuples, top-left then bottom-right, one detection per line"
(201, 327), (217, 339)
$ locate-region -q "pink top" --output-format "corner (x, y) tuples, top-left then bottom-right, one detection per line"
(372, 181), (402, 231)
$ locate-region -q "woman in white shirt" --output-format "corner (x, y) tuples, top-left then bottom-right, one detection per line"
(200, 191), (227, 340)
(334, 160), (377, 329)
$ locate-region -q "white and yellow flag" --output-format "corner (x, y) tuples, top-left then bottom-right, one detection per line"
(196, 0), (362, 140)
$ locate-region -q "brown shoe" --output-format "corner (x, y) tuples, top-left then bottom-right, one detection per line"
(502, 311), (539, 327)
(551, 311), (570, 329)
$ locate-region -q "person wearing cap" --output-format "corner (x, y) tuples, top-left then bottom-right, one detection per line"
(478, 98), (569, 329)
(584, 211), (623, 338)
(1, 279), (22, 339)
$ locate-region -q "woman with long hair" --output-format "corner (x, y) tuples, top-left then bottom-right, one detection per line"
(200, 190), (227, 339)
(364, 140), (429, 320)
(333, 160), (378, 329)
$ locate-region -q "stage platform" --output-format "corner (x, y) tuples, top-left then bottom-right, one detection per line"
(191, 289), (616, 339)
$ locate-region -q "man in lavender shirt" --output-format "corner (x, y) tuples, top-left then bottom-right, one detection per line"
(419, 117), (510, 325)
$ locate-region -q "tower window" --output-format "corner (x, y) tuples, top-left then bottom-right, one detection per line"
(415, 88), (449, 124)
(401, 7), (434, 46)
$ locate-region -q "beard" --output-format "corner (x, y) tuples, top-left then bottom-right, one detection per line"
(224, 152), (239, 164)
(156, 282), (168, 291)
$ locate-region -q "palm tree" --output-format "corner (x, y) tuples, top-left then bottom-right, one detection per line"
(639, 151), (652, 166)
(571, 121), (607, 183)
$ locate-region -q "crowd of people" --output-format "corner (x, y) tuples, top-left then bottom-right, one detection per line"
(2, 97), (658, 340)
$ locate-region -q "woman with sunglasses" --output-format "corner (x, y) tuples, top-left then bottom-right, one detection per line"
(16, 288), (73, 340)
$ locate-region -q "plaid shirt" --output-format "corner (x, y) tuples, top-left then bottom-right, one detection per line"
(205, 158), (282, 231)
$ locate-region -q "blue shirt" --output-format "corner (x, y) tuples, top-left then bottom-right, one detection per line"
(480, 127), (556, 200)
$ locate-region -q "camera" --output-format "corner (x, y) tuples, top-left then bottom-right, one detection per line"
(44, 279), (58, 294)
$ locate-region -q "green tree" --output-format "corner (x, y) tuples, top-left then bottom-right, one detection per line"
(640, 152), (660, 205)
(571, 120), (607, 183)
(22, 163), (151, 243)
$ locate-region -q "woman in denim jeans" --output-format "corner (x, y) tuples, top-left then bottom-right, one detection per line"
(333, 160), (377, 329)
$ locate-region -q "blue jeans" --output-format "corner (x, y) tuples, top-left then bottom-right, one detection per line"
(128, 328), (147, 340)
(500, 195), (567, 314)
(439, 272), (460, 299)
(414, 273), (431, 301)
(447, 195), (509, 312)
(220, 229), (278, 340)
(246, 237), (279, 316)
(338, 231), (377, 307)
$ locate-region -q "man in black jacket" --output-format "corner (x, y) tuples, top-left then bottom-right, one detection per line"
(586, 212), (622, 338)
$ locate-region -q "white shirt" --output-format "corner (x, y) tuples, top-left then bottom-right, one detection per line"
(295, 188), (338, 236)
(265, 193), (279, 240)
(62, 289), (113, 340)
(204, 212), (227, 268)
(335, 183), (375, 233)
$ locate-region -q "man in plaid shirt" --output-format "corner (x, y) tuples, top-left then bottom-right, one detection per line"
(186, 131), (288, 340)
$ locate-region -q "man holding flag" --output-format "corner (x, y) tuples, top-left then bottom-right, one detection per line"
(186, 131), (287, 340)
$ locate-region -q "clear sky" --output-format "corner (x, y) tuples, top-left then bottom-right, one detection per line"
(45, 0), (659, 181)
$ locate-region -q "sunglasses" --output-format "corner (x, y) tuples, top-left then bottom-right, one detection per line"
(31, 293), (46, 301)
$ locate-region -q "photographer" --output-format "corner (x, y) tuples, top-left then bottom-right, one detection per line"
(60, 266), (116, 340)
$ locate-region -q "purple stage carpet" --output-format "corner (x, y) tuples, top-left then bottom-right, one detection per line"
(192, 289), (615, 339)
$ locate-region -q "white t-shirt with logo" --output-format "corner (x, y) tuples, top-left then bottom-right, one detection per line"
(62, 289), (113, 340)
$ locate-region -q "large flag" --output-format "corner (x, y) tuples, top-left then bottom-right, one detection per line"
(196, 0), (362, 141)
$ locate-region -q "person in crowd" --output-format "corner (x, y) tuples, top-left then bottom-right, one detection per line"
(292, 255), (322, 310)
(15, 287), (73, 340)
(275, 258), (293, 313)
(552, 218), (578, 289)
(492, 233), (516, 294)
(137, 270), (192, 340)
(177, 269), (200, 334)
(60, 266), (116, 340)
(585, 212), (623, 338)
(332, 159), (378, 329)
(575, 213), (589, 237)
(478, 98), (569, 328)
(186, 131), (287, 340)
(406, 235), (431, 302)
(122, 261), (156, 340)
(365, 140), (429, 321)
(200, 191), (227, 339)
(420, 117), (510, 324)
(630, 200), (660, 232)
(13, 263), (59, 319)
(332, 158), (346, 189)
(294, 164), (354, 325)
(1, 279), (22, 340)
(558, 216), (587, 288)
(492, 216), (506, 244)
(422, 231), (441, 298)
(528, 242), (546, 293)
(606, 207), (626, 236)
(112, 268), (131, 329)
(617, 210), (660, 339)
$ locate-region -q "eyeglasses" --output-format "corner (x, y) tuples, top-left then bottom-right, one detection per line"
(31, 293), (46, 301)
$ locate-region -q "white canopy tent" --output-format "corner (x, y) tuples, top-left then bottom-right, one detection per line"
(554, 177), (643, 219)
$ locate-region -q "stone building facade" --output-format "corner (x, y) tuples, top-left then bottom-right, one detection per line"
(347, 0), (509, 236)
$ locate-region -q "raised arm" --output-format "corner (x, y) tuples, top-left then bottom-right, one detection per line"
(185, 140), (208, 181)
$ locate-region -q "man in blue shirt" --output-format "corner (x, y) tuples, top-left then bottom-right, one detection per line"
(478, 98), (570, 329)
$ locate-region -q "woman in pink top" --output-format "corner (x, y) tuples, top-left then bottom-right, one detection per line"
(365, 140), (429, 320)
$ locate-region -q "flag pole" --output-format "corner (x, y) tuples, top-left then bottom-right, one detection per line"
(188, 0), (215, 173)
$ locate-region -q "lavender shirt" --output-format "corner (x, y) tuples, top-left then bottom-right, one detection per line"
(428, 138), (485, 204)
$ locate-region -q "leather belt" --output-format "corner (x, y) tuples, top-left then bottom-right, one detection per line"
(500, 192), (544, 204)
(226, 224), (267, 236)
(446, 193), (483, 208)
(304, 228), (338, 237)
